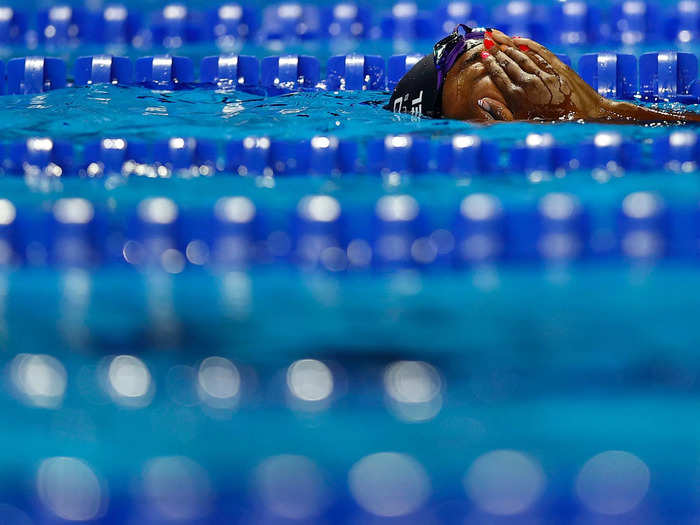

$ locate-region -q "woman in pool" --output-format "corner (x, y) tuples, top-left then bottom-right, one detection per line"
(387, 25), (700, 123)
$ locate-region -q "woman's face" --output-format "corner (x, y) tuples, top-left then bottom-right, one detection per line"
(441, 44), (515, 121)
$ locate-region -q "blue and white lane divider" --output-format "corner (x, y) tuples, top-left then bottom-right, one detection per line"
(1, 51), (700, 103)
(0, 189), (695, 270)
(4, 131), (700, 178)
(7, 1), (700, 47)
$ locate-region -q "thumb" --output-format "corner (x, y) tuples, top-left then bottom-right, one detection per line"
(478, 98), (515, 121)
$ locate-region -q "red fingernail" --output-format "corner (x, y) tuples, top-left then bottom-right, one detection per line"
(519, 44), (529, 51)
(485, 30), (493, 37)
(484, 38), (495, 50)
(481, 51), (490, 59)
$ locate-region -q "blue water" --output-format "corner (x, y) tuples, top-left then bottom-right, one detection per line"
(3, 2), (700, 519)
(0, 82), (696, 521)
(0, 83), (694, 149)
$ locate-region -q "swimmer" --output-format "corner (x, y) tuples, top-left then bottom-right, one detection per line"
(386, 25), (700, 123)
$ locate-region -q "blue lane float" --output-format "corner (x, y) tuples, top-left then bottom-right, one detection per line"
(380, 2), (435, 40)
(366, 135), (430, 175)
(326, 54), (385, 91)
(37, 5), (87, 46)
(208, 3), (257, 43)
(267, 139), (299, 175)
(617, 191), (667, 260)
(259, 3), (320, 41)
(257, 137), (357, 176)
(609, 0), (663, 45)
(260, 55), (320, 93)
(639, 51), (699, 103)
(435, 2), (487, 37)
(550, 0), (601, 45)
(226, 137), (272, 176)
(82, 138), (130, 175)
(5, 130), (700, 178)
(150, 4), (206, 47)
(73, 55), (133, 86)
(200, 55), (260, 89)
(0, 199), (18, 265)
(493, 0), (547, 43)
(0, 51), (698, 100)
(49, 198), (102, 267)
(297, 136), (340, 175)
(653, 130), (699, 172)
(453, 193), (505, 265)
(0, 189), (699, 268)
(509, 134), (570, 174)
(7, 138), (73, 175)
(202, 195), (258, 268)
(88, 5), (141, 44)
(578, 53), (637, 100)
(577, 131), (641, 171)
(127, 196), (181, 266)
(667, 0), (700, 43)
(153, 138), (218, 173)
(299, 136), (358, 175)
(121, 140), (153, 167)
(372, 194), (423, 269)
(6, 57), (67, 95)
(134, 55), (195, 89)
(533, 192), (588, 261)
(323, 3), (372, 39)
(294, 194), (344, 268)
(435, 134), (498, 177)
(8, 1), (700, 48)
(0, 6), (26, 44)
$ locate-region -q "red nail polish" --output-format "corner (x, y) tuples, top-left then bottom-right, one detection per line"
(484, 38), (495, 50)
(519, 44), (529, 51)
(485, 30), (493, 37)
(481, 51), (490, 59)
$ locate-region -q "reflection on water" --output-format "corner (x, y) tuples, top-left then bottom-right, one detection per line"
(0, 84), (695, 146)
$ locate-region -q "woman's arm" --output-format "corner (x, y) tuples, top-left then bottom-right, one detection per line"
(598, 99), (700, 123)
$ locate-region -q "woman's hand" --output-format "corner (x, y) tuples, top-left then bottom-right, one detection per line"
(481, 31), (606, 121)
(441, 29), (699, 123)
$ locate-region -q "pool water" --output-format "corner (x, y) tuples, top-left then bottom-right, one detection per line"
(2, 2), (700, 521)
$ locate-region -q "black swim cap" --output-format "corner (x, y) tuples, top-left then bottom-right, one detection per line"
(385, 25), (488, 117)
(385, 54), (441, 117)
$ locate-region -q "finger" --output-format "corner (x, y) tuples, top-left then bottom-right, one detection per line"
(489, 29), (515, 47)
(481, 54), (519, 96)
(501, 46), (543, 76)
(527, 52), (556, 75)
(493, 49), (533, 84)
(474, 105), (495, 121)
(478, 97), (514, 121)
(512, 37), (568, 71)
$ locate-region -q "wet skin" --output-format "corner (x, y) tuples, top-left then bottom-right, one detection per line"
(441, 30), (700, 123)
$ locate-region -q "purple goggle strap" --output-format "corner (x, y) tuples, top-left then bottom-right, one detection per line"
(435, 24), (488, 92)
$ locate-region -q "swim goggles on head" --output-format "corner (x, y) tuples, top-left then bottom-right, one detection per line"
(434, 24), (490, 93)
(385, 23), (490, 117)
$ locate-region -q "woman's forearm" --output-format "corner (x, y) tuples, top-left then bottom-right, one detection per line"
(599, 99), (700, 123)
